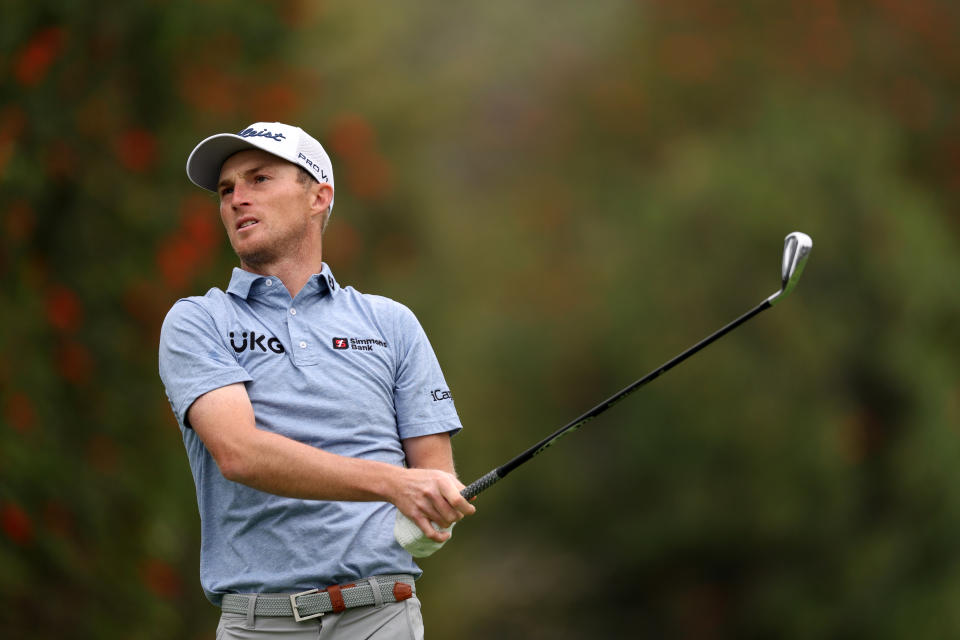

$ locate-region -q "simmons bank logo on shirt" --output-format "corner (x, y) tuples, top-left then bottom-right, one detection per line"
(332, 337), (389, 352)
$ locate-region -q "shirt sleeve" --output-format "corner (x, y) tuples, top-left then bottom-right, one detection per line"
(158, 298), (253, 427)
(392, 303), (462, 440)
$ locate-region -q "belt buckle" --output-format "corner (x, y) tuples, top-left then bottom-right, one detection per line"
(290, 589), (324, 622)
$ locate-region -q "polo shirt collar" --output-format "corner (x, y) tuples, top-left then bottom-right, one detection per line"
(226, 262), (339, 300)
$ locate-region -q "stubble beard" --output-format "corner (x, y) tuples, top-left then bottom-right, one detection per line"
(235, 245), (277, 271)
(232, 219), (310, 272)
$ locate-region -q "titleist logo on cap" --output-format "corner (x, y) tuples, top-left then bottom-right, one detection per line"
(238, 127), (286, 142)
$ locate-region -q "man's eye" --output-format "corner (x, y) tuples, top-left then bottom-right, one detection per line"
(220, 186), (233, 196)
(255, 175), (269, 183)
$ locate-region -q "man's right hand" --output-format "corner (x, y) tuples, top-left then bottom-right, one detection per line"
(388, 466), (475, 543)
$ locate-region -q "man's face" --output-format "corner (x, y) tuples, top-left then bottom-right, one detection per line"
(217, 149), (316, 268)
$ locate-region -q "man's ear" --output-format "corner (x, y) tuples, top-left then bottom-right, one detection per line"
(309, 183), (334, 217)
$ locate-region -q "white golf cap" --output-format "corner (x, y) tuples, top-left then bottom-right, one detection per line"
(186, 121), (335, 212)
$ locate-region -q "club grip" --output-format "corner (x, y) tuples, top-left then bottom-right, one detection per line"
(461, 469), (501, 500)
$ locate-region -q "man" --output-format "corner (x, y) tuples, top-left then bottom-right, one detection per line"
(158, 122), (475, 639)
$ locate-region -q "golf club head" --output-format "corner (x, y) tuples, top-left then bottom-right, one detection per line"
(768, 231), (813, 305)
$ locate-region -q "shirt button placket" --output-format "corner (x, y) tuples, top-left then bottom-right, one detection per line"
(288, 306), (311, 364)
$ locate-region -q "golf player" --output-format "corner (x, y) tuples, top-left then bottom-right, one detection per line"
(158, 122), (475, 639)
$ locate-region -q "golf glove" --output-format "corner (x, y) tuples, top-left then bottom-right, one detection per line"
(394, 510), (454, 557)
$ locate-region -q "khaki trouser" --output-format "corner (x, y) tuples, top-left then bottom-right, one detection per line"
(216, 596), (424, 639)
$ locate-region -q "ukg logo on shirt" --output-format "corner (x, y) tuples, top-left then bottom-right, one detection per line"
(230, 331), (285, 354)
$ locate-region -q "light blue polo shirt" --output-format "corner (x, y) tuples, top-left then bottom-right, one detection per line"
(158, 263), (461, 605)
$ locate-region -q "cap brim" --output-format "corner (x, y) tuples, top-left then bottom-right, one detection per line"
(186, 134), (263, 192)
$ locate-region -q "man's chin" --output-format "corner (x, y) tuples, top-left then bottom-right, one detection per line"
(234, 247), (277, 271)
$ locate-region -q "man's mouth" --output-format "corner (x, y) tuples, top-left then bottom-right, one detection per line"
(237, 218), (259, 231)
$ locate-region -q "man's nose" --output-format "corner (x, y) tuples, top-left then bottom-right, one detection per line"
(231, 181), (250, 207)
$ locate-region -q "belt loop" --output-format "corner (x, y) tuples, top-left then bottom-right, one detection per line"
(327, 584), (346, 613)
(246, 594), (258, 629)
(368, 576), (385, 609)
(393, 581), (413, 602)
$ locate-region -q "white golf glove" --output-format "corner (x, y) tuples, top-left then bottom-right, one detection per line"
(394, 510), (454, 557)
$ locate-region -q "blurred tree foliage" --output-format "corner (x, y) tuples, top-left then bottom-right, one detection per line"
(1, 1), (959, 638)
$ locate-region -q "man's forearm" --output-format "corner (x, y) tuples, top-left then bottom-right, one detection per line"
(402, 433), (457, 475)
(222, 425), (403, 502)
(188, 383), (402, 502)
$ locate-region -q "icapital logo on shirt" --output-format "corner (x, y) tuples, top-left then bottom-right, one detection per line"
(230, 331), (285, 354)
(331, 337), (389, 352)
(431, 389), (452, 402)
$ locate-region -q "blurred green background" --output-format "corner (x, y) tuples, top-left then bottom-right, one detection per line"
(2, 1), (959, 638)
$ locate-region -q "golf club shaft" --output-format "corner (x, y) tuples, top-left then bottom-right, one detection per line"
(460, 297), (773, 500)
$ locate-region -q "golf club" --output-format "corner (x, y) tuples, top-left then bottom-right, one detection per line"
(460, 230), (813, 499)
(396, 231), (812, 555)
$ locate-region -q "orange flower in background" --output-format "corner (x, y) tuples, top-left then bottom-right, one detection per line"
(0, 106), (27, 138)
(4, 200), (35, 244)
(1, 501), (34, 546)
(944, 141), (960, 191)
(75, 93), (118, 139)
(179, 65), (242, 117)
(14, 26), (66, 87)
(180, 193), (214, 218)
(180, 195), (219, 254)
(322, 219), (362, 269)
(156, 235), (201, 290)
(347, 152), (393, 201)
(141, 558), (182, 599)
(42, 500), (75, 540)
(122, 278), (168, 343)
(55, 340), (93, 386)
(275, 0), (323, 28)
(887, 75), (936, 131)
(116, 129), (158, 172)
(85, 433), (119, 475)
(327, 114), (376, 160)
(4, 392), (36, 434)
(252, 83), (301, 122)
(0, 106), (27, 177)
(374, 233), (418, 276)
(873, 0), (953, 60)
(156, 195), (222, 290)
(44, 139), (77, 181)
(795, 0), (850, 73)
(659, 32), (719, 82)
(45, 285), (83, 333)
(327, 114), (394, 201)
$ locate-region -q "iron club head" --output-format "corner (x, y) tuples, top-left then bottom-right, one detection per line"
(768, 231), (813, 305)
